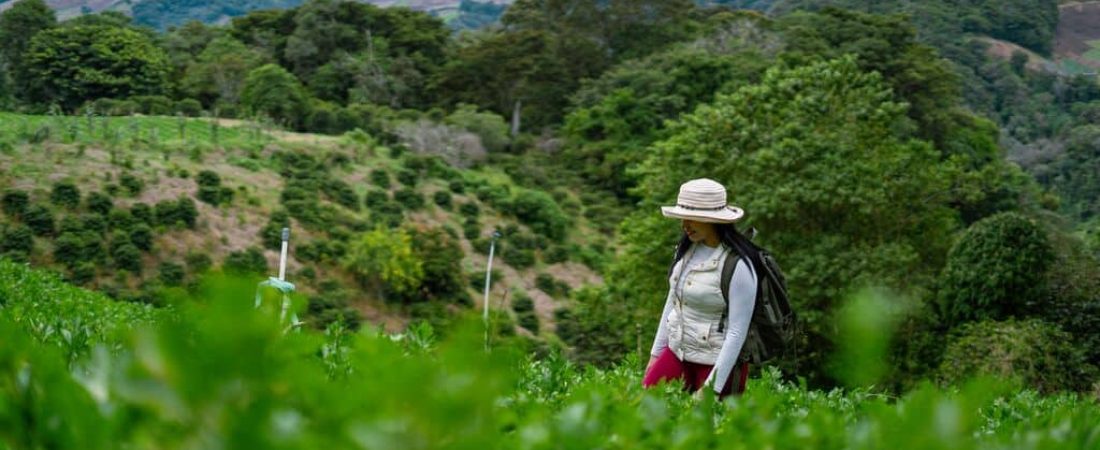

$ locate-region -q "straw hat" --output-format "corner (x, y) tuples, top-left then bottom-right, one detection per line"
(660, 178), (744, 223)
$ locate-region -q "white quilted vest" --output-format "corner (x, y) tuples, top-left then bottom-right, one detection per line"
(666, 243), (731, 365)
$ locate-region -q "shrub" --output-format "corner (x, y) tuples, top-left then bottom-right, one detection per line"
(223, 247), (268, 275)
(544, 245), (569, 264)
(938, 212), (1053, 327)
(535, 273), (571, 298)
(323, 179), (359, 211)
(343, 227), (424, 300)
(130, 95), (174, 115)
(240, 64), (309, 130)
(396, 168), (418, 187)
(474, 183), (510, 208)
(119, 173), (144, 196)
(512, 290), (539, 333)
(107, 209), (134, 231)
(111, 241), (143, 274)
(130, 203), (152, 225)
(23, 204), (55, 236)
(196, 170), (221, 188)
(406, 226), (470, 305)
(158, 262), (185, 287)
(433, 191), (453, 210)
(1, 189), (29, 217)
(68, 261), (96, 285)
(459, 202), (480, 218)
(462, 219), (481, 240)
(129, 224), (153, 251)
(502, 245), (535, 269)
(260, 210), (291, 251)
(50, 181), (81, 209)
(86, 192), (113, 215)
(937, 319), (1097, 393)
(185, 251), (212, 274)
(177, 197), (198, 228)
(80, 214), (108, 235)
(394, 188), (425, 210)
(448, 179), (465, 194)
(369, 169), (391, 189)
(175, 98), (203, 117)
(509, 189), (569, 240)
(0, 224), (34, 261)
(364, 190), (389, 209)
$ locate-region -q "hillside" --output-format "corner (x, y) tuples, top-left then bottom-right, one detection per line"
(0, 112), (604, 338)
(1055, 1), (1100, 73)
(0, 0), (512, 29)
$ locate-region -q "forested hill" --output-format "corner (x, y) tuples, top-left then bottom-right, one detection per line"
(0, 0), (512, 30)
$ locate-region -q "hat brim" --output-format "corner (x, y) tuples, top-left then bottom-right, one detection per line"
(660, 205), (744, 223)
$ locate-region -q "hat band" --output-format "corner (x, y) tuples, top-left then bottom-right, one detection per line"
(676, 203), (727, 211)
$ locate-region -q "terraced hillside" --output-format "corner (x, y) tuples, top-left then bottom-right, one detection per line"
(0, 112), (605, 340)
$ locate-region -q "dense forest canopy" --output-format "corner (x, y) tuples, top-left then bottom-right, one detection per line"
(0, 0), (1097, 394)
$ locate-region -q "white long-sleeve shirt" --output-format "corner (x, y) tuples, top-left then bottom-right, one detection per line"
(650, 243), (757, 394)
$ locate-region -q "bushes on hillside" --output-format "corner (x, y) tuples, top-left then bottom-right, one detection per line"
(261, 210), (291, 251)
(406, 225), (470, 305)
(23, 204), (54, 236)
(240, 64), (308, 130)
(154, 197), (198, 228)
(50, 181), (80, 209)
(937, 212), (1053, 327)
(223, 247), (268, 275)
(1, 189), (29, 217)
(196, 170), (233, 206)
(512, 289), (539, 333)
(937, 319), (1096, 393)
(343, 227), (424, 301)
(86, 192), (113, 215)
(0, 224), (34, 262)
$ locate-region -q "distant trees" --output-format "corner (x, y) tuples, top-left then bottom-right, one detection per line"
(182, 36), (267, 107)
(24, 24), (169, 111)
(240, 64), (309, 129)
(0, 0), (56, 102)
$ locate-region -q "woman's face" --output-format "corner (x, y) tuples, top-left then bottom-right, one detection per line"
(681, 219), (718, 245)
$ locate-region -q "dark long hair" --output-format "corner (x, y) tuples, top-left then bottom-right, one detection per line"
(669, 223), (764, 279)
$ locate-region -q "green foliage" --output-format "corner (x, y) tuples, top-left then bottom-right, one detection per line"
(154, 197), (198, 228)
(405, 225), (470, 305)
(369, 169), (391, 189)
(118, 172), (144, 196)
(615, 57), (961, 383)
(240, 64), (309, 129)
(506, 189), (569, 240)
(24, 25), (170, 111)
(394, 187), (425, 210)
(260, 210), (291, 251)
(322, 179), (359, 211)
(223, 247), (268, 276)
(129, 223), (153, 251)
(444, 104), (510, 152)
(432, 190), (453, 210)
(129, 95), (175, 115)
(511, 289), (539, 333)
(343, 227), (424, 300)
(0, 224), (34, 262)
(22, 204), (54, 237)
(85, 192), (113, 216)
(109, 239), (142, 275)
(937, 212), (1053, 327)
(0, 0), (56, 102)
(50, 181), (81, 209)
(535, 273), (570, 298)
(182, 36), (267, 107)
(175, 98), (203, 117)
(1, 189), (29, 218)
(196, 169), (233, 206)
(157, 261), (186, 287)
(938, 319), (1097, 393)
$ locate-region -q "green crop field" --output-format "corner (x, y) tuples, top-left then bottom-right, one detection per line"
(0, 112), (274, 150)
(1, 259), (1097, 449)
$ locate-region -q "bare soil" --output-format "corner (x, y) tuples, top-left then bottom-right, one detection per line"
(1055, 2), (1100, 69)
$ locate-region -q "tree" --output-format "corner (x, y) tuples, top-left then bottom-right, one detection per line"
(239, 63), (309, 129)
(182, 36), (266, 107)
(607, 57), (961, 384)
(24, 25), (169, 111)
(937, 212), (1053, 327)
(0, 0), (56, 101)
(343, 227), (424, 301)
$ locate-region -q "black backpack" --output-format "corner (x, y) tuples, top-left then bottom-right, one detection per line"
(717, 238), (796, 365)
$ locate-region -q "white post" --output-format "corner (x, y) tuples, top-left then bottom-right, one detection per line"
(278, 227), (290, 322)
(483, 231), (500, 349)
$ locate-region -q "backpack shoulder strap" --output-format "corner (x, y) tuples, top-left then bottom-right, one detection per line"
(717, 249), (740, 332)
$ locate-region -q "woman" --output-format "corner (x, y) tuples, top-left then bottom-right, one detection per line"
(642, 178), (760, 398)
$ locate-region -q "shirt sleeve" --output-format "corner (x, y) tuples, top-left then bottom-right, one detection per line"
(704, 258), (757, 393)
(649, 287), (675, 357)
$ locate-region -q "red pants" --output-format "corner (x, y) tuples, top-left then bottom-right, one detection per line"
(643, 348), (749, 398)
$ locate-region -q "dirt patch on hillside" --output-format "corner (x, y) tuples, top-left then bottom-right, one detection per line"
(979, 37), (1058, 72)
(1055, 2), (1100, 69)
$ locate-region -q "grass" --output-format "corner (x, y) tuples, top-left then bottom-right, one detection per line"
(0, 112), (273, 149)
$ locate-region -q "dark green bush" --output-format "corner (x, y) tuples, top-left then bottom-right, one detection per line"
(474, 183), (510, 208)
(394, 188), (426, 210)
(364, 190), (389, 209)
(68, 261), (96, 285)
(177, 198), (198, 228)
(396, 168), (418, 186)
(175, 98), (203, 117)
(260, 210), (291, 251)
(86, 192), (113, 215)
(369, 169), (391, 189)
(185, 251), (212, 274)
(458, 202), (480, 218)
(196, 170), (221, 188)
(130, 95), (174, 115)
(119, 172), (144, 196)
(512, 290), (539, 333)
(50, 181), (81, 209)
(448, 179), (465, 194)
(508, 189), (569, 240)
(129, 224), (153, 251)
(23, 204), (55, 236)
(937, 319), (1097, 393)
(158, 261), (186, 287)
(0, 224), (33, 261)
(80, 213), (107, 235)
(938, 212), (1053, 327)
(130, 203), (152, 225)
(107, 209), (133, 231)
(544, 245), (570, 264)
(502, 245), (534, 269)
(1, 189), (29, 217)
(433, 191), (453, 210)
(322, 179), (359, 211)
(224, 247), (268, 275)
(535, 273), (571, 298)
(111, 241), (143, 274)
(462, 219), (481, 240)
(408, 226), (470, 305)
